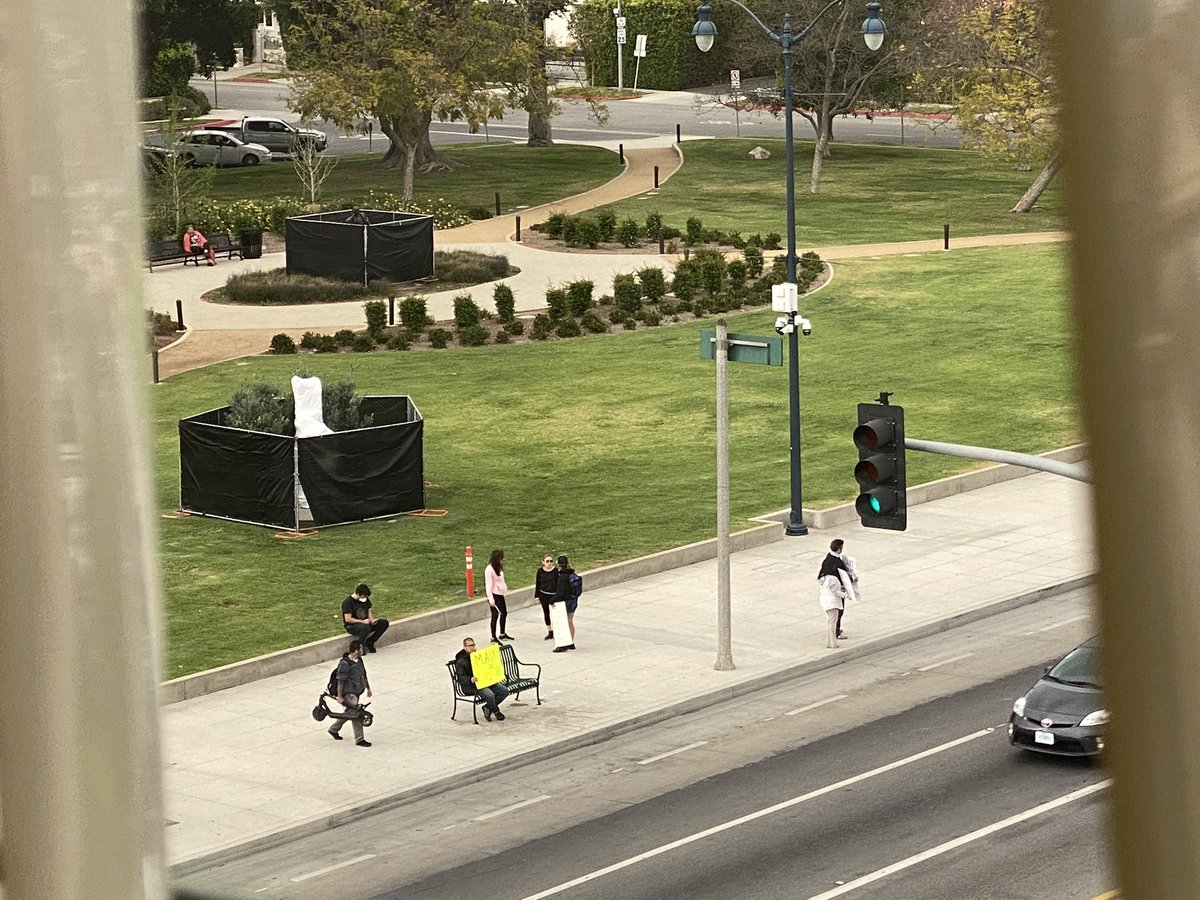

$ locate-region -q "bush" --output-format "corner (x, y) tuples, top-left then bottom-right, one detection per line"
(597, 293), (614, 306)
(764, 232), (783, 250)
(386, 331), (410, 351)
(530, 314), (554, 340)
(398, 296), (428, 332)
(612, 273), (642, 319)
(334, 329), (356, 347)
(364, 300), (387, 339)
(321, 375), (374, 431)
(638, 266), (667, 302)
(313, 334), (340, 353)
(596, 209), (616, 242)
(686, 217), (704, 246)
(268, 333), (297, 354)
(466, 206), (493, 220)
(545, 286), (570, 321)
(744, 246), (764, 278)
(561, 215), (580, 245)
(222, 269), (372, 305)
(581, 311), (609, 333)
(428, 328), (451, 348)
(543, 211), (569, 239)
(299, 331), (321, 350)
(695, 248), (727, 295)
(148, 310), (177, 336)
(495, 328), (512, 344)
(226, 380), (292, 435)
(493, 283), (516, 322)
(671, 260), (700, 302)
(457, 325), (489, 347)
(351, 333), (375, 352)
(452, 293), (481, 329)
(556, 317), (582, 338)
(567, 280), (594, 317)
(505, 317), (526, 336)
(573, 218), (601, 249)
(622, 318), (638, 331)
(644, 211), (663, 238)
(658, 301), (678, 316)
(642, 310), (662, 327)
(617, 218), (641, 248)
(727, 259), (748, 291)
(436, 250), (513, 284)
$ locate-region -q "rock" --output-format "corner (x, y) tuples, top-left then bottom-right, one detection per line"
(748, 146), (771, 160)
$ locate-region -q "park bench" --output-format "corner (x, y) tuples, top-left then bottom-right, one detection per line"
(146, 233), (241, 271)
(208, 233), (243, 260)
(445, 644), (542, 725)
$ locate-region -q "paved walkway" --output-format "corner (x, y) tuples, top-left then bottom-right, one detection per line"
(165, 471), (1094, 870)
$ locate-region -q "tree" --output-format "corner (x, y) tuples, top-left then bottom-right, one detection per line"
(291, 126), (339, 206)
(139, 0), (259, 96)
(284, 0), (537, 201)
(524, 0), (568, 146)
(147, 112), (215, 236)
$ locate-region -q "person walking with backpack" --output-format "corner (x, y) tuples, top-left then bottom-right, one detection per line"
(534, 554), (559, 641)
(485, 549), (513, 643)
(328, 640), (373, 746)
(551, 555), (582, 653)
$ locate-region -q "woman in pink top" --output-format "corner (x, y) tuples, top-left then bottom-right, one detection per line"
(485, 548), (512, 643)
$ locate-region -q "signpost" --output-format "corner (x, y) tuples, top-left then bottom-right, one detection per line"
(615, 8), (626, 89)
(700, 323), (783, 671)
(633, 34), (647, 90)
(730, 69), (741, 137)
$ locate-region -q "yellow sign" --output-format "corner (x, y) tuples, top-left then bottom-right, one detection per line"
(470, 644), (505, 690)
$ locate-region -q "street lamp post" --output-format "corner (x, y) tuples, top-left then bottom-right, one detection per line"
(693, 0), (885, 536)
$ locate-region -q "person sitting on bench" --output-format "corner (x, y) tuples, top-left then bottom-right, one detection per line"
(182, 224), (216, 266)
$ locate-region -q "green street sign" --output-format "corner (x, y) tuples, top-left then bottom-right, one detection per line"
(699, 330), (783, 366)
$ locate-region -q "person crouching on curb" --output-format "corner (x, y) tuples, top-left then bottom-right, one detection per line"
(817, 571), (848, 650)
(329, 640), (373, 746)
(454, 637), (508, 721)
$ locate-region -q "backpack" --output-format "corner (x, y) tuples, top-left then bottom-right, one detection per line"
(326, 662), (341, 697)
(568, 571), (583, 601)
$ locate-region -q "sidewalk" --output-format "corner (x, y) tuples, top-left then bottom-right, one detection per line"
(164, 469), (1094, 872)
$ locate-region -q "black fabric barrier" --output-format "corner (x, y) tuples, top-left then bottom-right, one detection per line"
(286, 216), (365, 282)
(179, 414), (295, 529)
(366, 216), (434, 283)
(297, 420), (425, 526)
(285, 209), (434, 284)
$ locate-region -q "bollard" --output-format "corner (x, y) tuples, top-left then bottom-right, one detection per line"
(684, 247), (690, 261)
(654, 165), (659, 189)
(465, 546), (475, 597)
(659, 230), (665, 254)
(944, 223), (950, 250)
(494, 191), (501, 217)
(619, 143), (624, 164)
(515, 215), (521, 242)
(174, 299), (184, 331)
(388, 295), (395, 326)
(151, 349), (159, 385)
(676, 123), (681, 143)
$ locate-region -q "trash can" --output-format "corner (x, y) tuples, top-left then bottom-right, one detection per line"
(240, 228), (263, 260)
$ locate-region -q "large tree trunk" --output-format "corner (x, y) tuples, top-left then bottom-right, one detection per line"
(810, 138), (826, 194)
(416, 133), (464, 172)
(526, 7), (553, 146)
(1011, 155), (1061, 213)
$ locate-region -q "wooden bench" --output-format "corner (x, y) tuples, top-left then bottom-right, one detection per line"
(446, 643), (542, 725)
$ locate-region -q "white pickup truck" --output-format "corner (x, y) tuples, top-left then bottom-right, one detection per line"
(205, 117), (328, 154)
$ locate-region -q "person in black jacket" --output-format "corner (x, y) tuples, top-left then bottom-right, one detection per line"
(342, 583), (389, 653)
(453, 638), (509, 721)
(328, 640), (373, 746)
(534, 554), (559, 641)
(552, 555), (579, 653)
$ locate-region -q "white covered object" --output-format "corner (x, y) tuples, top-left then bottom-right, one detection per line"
(292, 376), (333, 438)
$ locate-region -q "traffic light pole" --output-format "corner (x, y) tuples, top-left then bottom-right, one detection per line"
(904, 438), (1091, 484)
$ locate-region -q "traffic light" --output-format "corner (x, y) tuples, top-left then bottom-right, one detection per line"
(854, 401), (906, 531)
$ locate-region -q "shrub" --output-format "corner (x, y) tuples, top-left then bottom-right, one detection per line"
(351, 333), (375, 352)
(493, 283), (516, 322)
(617, 218), (641, 247)
(581, 311), (609, 333)
(556, 317), (582, 338)
(226, 380), (292, 435)
(798, 251), (823, 290)
(612, 273), (642, 319)
(608, 306), (627, 325)
(436, 250), (513, 284)
(268, 333), (297, 354)
(299, 331), (321, 350)
(675, 299), (694, 313)
(695, 248), (727, 295)
(530, 314), (554, 340)
(597, 293), (614, 306)
(727, 259), (748, 291)
(386, 331), (410, 351)
(638, 267), (667, 302)
(399, 296), (428, 332)
(313, 335), (340, 353)
(686, 217), (704, 246)
(622, 318), (638, 331)
(321, 375), (374, 431)
(658, 301), (678, 316)
(495, 328), (512, 344)
(428, 328), (451, 348)
(364, 300), (387, 339)
(642, 310), (662, 327)
(671, 259), (700, 302)
(545, 286), (570, 321)
(222, 269), (372, 305)
(466, 206), (493, 220)
(764, 232), (783, 250)
(744, 245), (764, 278)
(561, 215), (580, 245)
(644, 211), (663, 238)
(596, 209), (616, 242)
(573, 218), (601, 249)
(334, 329), (356, 347)
(452, 293), (481, 329)
(543, 211), (569, 239)
(457, 325), (489, 347)
(147, 310), (177, 336)
(567, 280), (594, 316)
(692, 297), (712, 317)
(505, 317), (525, 336)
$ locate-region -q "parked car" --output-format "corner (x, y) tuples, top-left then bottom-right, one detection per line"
(139, 144), (175, 173)
(1009, 636), (1107, 757)
(205, 116), (328, 154)
(175, 131), (272, 168)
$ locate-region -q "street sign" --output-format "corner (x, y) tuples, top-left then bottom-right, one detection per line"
(700, 331), (783, 366)
(634, 34), (647, 57)
(617, 27), (627, 44)
(616, 15), (626, 26)
(731, 69), (741, 89)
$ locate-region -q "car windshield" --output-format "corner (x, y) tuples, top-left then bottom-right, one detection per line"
(1046, 640), (1102, 687)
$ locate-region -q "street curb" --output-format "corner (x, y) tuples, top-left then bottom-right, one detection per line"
(168, 572), (1092, 876)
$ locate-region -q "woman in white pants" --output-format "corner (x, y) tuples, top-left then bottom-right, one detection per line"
(818, 573), (848, 649)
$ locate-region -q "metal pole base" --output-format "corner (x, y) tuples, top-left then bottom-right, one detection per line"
(785, 520), (809, 537)
(714, 656), (736, 671)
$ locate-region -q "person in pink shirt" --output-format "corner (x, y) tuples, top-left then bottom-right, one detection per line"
(485, 548), (513, 643)
(182, 224), (217, 265)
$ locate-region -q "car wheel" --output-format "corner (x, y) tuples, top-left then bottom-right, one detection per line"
(241, 154), (261, 167)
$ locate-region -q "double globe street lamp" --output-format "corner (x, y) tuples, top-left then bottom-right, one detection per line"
(693, 0), (886, 536)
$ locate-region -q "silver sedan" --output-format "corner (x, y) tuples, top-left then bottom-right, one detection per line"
(175, 130), (272, 167)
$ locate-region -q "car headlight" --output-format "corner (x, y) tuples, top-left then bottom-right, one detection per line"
(1012, 696), (1026, 717)
(1079, 709), (1110, 727)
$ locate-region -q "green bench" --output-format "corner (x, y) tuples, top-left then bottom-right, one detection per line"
(446, 643), (542, 725)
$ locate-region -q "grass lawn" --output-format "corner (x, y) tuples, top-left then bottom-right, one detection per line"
(206, 144), (621, 212)
(155, 243), (1078, 677)
(595, 139), (1065, 245)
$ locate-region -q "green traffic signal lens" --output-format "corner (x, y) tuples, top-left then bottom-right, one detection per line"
(869, 496), (882, 514)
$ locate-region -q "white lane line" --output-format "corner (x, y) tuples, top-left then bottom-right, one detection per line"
(916, 652), (974, 672)
(519, 728), (994, 900)
(474, 795), (552, 822)
(1028, 614), (1090, 634)
(637, 741), (708, 766)
(786, 694), (848, 716)
(290, 854), (376, 883)
(804, 779), (1111, 899)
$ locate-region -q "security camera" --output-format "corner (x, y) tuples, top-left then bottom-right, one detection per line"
(798, 316), (812, 336)
(774, 315), (795, 335)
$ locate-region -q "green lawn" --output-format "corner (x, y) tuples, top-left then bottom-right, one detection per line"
(596, 139), (1065, 244)
(206, 144), (621, 212)
(155, 243), (1078, 677)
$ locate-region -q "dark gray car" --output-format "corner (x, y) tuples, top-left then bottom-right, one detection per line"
(1008, 636), (1107, 757)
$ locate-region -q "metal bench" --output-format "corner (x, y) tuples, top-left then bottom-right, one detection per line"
(445, 643), (542, 725)
(208, 233), (243, 260)
(146, 239), (197, 271)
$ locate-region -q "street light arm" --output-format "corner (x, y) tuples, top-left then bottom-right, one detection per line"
(708, 0), (784, 45)
(793, 0), (849, 43)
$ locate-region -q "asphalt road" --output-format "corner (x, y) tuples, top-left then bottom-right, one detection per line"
(177, 590), (1115, 900)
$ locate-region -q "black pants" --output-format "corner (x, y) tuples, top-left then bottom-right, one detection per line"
(345, 619), (389, 650)
(537, 595), (553, 628)
(835, 608), (844, 637)
(490, 595), (508, 639)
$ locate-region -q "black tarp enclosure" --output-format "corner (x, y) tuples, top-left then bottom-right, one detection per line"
(285, 209), (435, 284)
(179, 396), (425, 530)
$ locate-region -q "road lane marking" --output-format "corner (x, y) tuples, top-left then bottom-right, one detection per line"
(916, 653), (974, 672)
(290, 854), (376, 883)
(804, 779), (1112, 899)
(473, 795), (552, 821)
(1027, 613), (1090, 634)
(519, 728), (994, 900)
(637, 741), (708, 765)
(786, 695), (848, 716)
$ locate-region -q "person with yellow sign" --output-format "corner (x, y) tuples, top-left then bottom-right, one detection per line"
(452, 637), (510, 721)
